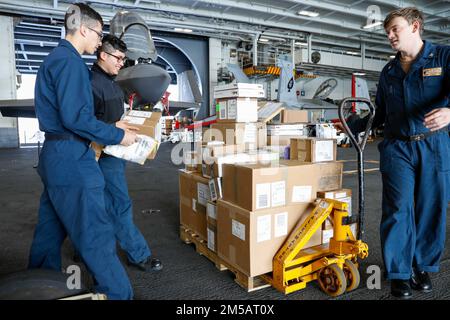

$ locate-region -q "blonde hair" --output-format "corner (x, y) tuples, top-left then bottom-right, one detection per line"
(384, 7), (424, 34)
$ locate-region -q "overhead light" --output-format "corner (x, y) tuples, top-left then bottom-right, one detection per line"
(258, 38), (269, 42)
(363, 21), (382, 29)
(346, 51), (359, 55)
(174, 28), (193, 33)
(298, 10), (319, 17)
(294, 42), (308, 46)
(353, 72), (366, 76)
(389, 55), (396, 59)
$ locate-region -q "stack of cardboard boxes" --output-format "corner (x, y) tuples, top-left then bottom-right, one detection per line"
(179, 82), (355, 282)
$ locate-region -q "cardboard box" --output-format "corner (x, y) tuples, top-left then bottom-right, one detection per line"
(202, 149), (279, 178)
(217, 97), (258, 123)
(209, 122), (267, 148)
(217, 200), (321, 277)
(281, 109), (309, 123)
(214, 83), (265, 99)
(290, 138), (337, 163)
(179, 170), (211, 240)
(317, 189), (352, 216)
(122, 110), (162, 160)
(267, 124), (306, 136)
(222, 160), (343, 212)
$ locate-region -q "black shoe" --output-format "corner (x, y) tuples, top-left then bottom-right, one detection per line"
(391, 279), (412, 299)
(128, 257), (163, 272)
(410, 270), (432, 292)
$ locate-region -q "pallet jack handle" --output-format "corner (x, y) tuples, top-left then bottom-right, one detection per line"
(338, 98), (375, 242)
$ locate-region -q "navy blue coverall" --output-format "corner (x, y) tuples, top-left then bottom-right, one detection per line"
(352, 40), (449, 280)
(91, 63), (152, 264)
(29, 40), (133, 299)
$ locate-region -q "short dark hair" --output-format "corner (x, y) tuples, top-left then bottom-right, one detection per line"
(384, 7), (424, 34)
(64, 3), (103, 35)
(96, 34), (127, 59)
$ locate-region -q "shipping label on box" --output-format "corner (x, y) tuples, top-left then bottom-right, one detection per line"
(271, 181), (286, 207)
(257, 215), (271, 243)
(207, 202), (217, 220)
(219, 100), (227, 120)
(314, 140), (335, 162)
(292, 185), (313, 203)
(232, 219), (246, 241)
(207, 227), (216, 251)
(274, 212), (288, 238)
(256, 183), (271, 209)
(197, 182), (211, 206)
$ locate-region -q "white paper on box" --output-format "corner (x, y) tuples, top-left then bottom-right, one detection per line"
(314, 140), (334, 162)
(274, 212), (288, 238)
(127, 110), (152, 118)
(207, 228), (215, 251)
(232, 219), (245, 241)
(208, 179), (218, 202)
(339, 196), (352, 216)
(322, 228), (334, 244)
(335, 192), (347, 199)
(103, 134), (158, 165)
(197, 183), (210, 206)
(271, 181), (286, 207)
(324, 192), (334, 199)
(219, 101), (227, 119)
(243, 123), (257, 143)
(227, 100), (237, 119)
(351, 224), (358, 237)
(257, 215), (271, 243)
(122, 116), (146, 125)
(255, 183), (271, 209)
(292, 185), (313, 203)
(207, 202), (217, 220)
(192, 198), (197, 212)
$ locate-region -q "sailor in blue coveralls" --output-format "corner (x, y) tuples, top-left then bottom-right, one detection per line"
(344, 7), (450, 298)
(28, 4), (138, 300)
(91, 35), (162, 272)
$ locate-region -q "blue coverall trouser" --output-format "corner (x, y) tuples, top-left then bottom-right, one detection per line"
(28, 140), (133, 300)
(379, 132), (449, 280)
(98, 156), (151, 264)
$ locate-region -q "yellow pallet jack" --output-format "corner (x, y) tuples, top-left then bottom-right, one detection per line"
(262, 98), (376, 296)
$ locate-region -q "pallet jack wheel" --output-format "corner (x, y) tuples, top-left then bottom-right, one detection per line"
(318, 264), (347, 297)
(343, 260), (360, 292)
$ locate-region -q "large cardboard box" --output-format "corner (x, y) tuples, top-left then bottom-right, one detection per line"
(122, 110), (162, 159)
(202, 149), (279, 178)
(179, 170), (211, 240)
(281, 109), (309, 123)
(290, 138), (337, 163)
(214, 83), (265, 99)
(217, 97), (258, 123)
(209, 122), (267, 148)
(217, 200), (321, 277)
(222, 160), (343, 212)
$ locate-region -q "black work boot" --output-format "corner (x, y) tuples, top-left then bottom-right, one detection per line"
(128, 257), (163, 272)
(391, 279), (412, 299)
(410, 270), (432, 292)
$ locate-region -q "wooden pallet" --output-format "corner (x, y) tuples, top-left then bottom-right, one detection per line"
(180, 225), (271, 292)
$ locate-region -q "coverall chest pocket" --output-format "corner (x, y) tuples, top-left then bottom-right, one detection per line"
(421, 74), (444, 101)
(434, 134), (450, 173)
